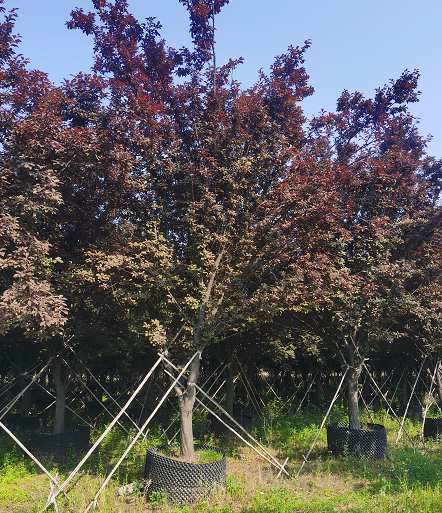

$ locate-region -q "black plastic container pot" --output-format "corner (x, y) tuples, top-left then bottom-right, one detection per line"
(327, 422), (387, 460)
(423, 418), (442, 440)
(30, 425), (90, 461)
(144, 444), (226, 504)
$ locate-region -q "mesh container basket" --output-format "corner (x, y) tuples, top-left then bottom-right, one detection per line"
(31, 425), (90, 461)
(327, 422), (387, 460)
(144, 443), (226, 504)
(423, 418), (442, 440)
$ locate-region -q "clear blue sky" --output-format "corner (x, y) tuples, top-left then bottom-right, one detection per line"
(10, 0), (442, 157)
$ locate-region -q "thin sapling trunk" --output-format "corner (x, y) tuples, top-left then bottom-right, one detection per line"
(165, 350), (202, 461)
(52, 354), (67, 434)
(177, 353), (201, 461)
(225, 344), (234, 416)
(346, 343), (362, 430)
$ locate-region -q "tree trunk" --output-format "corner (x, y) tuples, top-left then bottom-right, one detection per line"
(346, 344), (361, 430)
(18, 374), (31, 418)
(225, 344), (234, 416)
(13, 345), (31, 418)
(401, 367), (409, 411)
(314, 364), (322, 406)
(175, 352), (201, 461)
(147, 366), (159, 410)
(178, 393), (195, 461)
(52, 355), (66, 435)
(434, 363), (442, 404)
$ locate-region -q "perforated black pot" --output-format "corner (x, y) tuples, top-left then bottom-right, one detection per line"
(327, 422), (387, 460)
(144, 444), (226, 504)
(30, 425), (90, 461)
(423, 418), (442, 440)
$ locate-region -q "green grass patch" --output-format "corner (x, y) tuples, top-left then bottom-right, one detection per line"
(2, 404), (442, 512)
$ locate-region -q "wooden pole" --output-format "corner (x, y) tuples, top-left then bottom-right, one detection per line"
(75, 373), (137, 437)
(384, 368), (405, 422)
(396, 360), (424, 444)
(83, 351), (200, 513)
(361, 361), (415, 448)
(160, 354), (289, 476)
(43, 355), (164, 509)
(0, 421), (69, 504)
(297, 366), (349, 477)
(0, 358), (53, 420)
(196, 394), (289, 475)
(33, 380), (94, 430)
(418, 360), (439, 448)
(83, 367), (144, 430)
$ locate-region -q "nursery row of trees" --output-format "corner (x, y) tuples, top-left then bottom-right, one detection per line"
(1, 0), (442, 459)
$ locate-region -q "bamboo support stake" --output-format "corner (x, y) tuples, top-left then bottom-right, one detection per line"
(396, 360), (425, 444)
(418, 360), (439, 448)
(83, 351), (200, 513)
(0, 360), (41, 399)
(295, 369), (319, 415)
(164, 366), (287, 474)
(166, 377), (229, 443)
(236, 357), (264, 410)
(160, 354), (289, 476)
(0, 421), (69, 504)
(194, 394), (288, 475)
(417, 371), (442, 416)
(358, 389), (376, 425)
(385, 368), (405, 422)
(361, 361), (415, 448)
(83, 367), (144, 430)
(160, 365), (228, 440)
(276, 386), (300, 415)
(367, 369), (394, 408)
(277, 457), (289, 479)
(33, 380), (93, 430)
(42, 355), (164, 510)
(0, 358), (53, 420)
(75, 374), (137, 438)
(45, 474), (60, 513)
(297, 366), (349, 477)
(0, 375), (21, 401)
(346, 340), (416, 448)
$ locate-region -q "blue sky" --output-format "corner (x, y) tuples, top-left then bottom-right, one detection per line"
(10, 0), (442, 157)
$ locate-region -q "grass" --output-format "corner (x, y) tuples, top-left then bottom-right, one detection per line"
(156, 445), (223, 462)
(1, 403), (442, 512)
